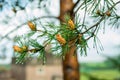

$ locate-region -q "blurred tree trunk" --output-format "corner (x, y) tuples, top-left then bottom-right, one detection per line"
(59, 0), (80, 80)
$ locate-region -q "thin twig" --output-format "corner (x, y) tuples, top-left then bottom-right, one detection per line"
(109, 0), (120, 10)
(81, 0), (87, 30)
(81, 16), (105, 34)
(74, 1), (84, 14)
(0, 34), (11, 40)
(86, 26), (98, 40)
(73, 0), (81, 9)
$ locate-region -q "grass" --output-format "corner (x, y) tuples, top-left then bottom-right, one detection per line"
(80, 61), (120, 80)
(0, 64), (11, 71)
(81, 69), (120, 80)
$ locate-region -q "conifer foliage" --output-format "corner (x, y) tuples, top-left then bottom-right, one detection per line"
(12, 0), (120, 65)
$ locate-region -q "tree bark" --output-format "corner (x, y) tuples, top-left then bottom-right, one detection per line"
(59, 0), (80, 80)
(59, 0), (74, 22)
(62, 41), (80, 80)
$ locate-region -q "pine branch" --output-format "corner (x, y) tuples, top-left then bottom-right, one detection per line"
(0, 16), (58, 42)
(81, 16), (105, 34)
(81, 0), (120, 34)
(75, 0), (120, 14)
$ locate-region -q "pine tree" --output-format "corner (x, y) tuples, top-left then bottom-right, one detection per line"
(0, 0), (120, 80)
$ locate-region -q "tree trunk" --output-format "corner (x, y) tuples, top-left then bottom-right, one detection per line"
(59, 0), (80, 80)
(62, 41), (80, 80)
(59, 0), (74, 22)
